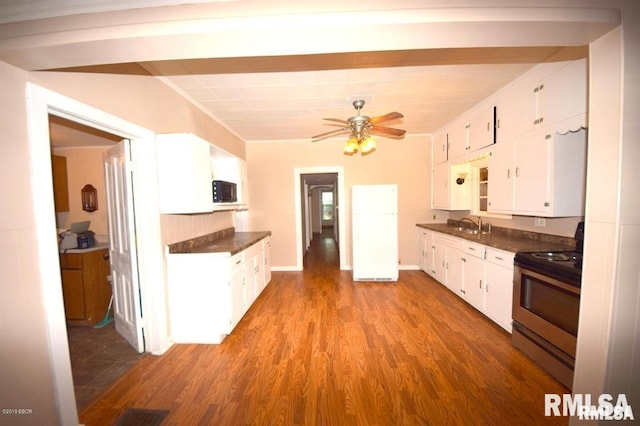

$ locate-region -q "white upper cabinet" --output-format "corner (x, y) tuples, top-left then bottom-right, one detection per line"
(488, 128), (586, 217)
(156, 133), (214, 214)
(432, 162), (471, 211)
(536, 59), (587, 131)
(467, 105), (496, 152)
(446, 116), (468, 160)
(496, 59), (587, 142)
(432, 132), (448, 164)
(156, 132), (247, 214)
(439, 105), (496, 162)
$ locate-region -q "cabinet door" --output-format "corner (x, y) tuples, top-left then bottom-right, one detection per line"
(263, 238), (272, 286)
(61, 270), (85, 320)
(513, 133), (549, 214)
(417, 230), (427, 272)
(468, 105), (495, 152)
(487, 140), (515, 212)
(462, 254), (485, 311)
(446, 246), (464, 295)
(432, 162), (449, 209)
(432, 132), (448, 164)
(495, 78), (537, 142)
(538, 59), (587, 128)
(433, 243), (447, 283)
(156, 133), (214, 214)
(447, 118), (468, 160)
(484, 260), (514, 333)
(229, 262), (246, 331)
(51, 155), (69, 212)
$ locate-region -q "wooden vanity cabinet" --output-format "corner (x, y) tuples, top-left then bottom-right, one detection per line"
(59, 248), (111, 325)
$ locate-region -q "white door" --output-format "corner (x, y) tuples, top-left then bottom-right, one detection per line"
(104, 140), (144, 352)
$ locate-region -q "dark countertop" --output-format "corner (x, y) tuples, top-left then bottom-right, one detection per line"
(167, 228), (271, 255)
(416, 222), (575, 253)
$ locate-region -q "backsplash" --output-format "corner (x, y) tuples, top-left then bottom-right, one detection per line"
(160, 210), (234, 246)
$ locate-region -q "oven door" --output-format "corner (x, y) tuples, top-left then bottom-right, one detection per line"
(513, 265), (580, 358)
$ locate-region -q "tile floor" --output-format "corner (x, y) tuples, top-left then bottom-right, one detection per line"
(66, 322), (146, 412)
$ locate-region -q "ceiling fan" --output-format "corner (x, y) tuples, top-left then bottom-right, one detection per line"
(311, 100), (406, 154)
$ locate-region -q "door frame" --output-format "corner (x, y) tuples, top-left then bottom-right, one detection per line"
(26, 83), (168, 423)
(294, 167), (346, 270)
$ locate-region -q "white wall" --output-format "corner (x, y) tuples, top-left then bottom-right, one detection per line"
(572, 0), (640, 419)
(247, 135), (434, 269)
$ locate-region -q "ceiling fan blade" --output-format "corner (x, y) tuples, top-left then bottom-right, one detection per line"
(323, 118), (349, 125)
(311, 128), (349, 141)
(370, 112), (404, 124)
(371, 125), (406, 137)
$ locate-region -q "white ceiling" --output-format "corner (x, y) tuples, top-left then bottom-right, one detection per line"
(150, 60), (539, 142)
(0, 1), (620, 145)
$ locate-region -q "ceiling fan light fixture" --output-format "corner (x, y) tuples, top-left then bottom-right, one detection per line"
(313, 99), (404, 155)
(360, 136), (376, 154)
(344, 136), (358, 154)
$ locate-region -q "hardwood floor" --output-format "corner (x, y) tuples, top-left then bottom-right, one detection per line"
(80, 230), (568, 425)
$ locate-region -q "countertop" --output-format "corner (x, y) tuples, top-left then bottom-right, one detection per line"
(167, 228), (271, 255)
(59, 243), (109, 254)
(416, 222), (575, 253)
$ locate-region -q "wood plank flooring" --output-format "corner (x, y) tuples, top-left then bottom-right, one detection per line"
(80, 230), (568, 425)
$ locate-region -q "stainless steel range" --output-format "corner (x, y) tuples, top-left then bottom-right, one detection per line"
(512, 222), (584, 389)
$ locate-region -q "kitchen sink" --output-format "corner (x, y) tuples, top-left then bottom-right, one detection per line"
(451, 226), (489, 235)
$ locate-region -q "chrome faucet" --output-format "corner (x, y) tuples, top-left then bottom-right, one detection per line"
(460, 216), (485, 232)
(459, 217), (477, 229)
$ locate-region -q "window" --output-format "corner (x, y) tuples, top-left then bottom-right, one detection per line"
(322, 191), (334, 221)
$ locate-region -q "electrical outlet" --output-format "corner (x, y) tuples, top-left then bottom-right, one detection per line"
(534, 217), (546, 227)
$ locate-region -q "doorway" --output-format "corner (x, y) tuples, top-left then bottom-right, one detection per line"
(27, 83), (166, 424)
(50, 115), (146, 411)
(294, 167), (347, 271)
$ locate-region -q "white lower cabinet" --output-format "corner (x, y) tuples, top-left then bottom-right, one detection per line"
(417, 228), (434, 275)
(167, 238), (271, 344)
(484, 247), (515, 333)
(418, 228), (514, 333)
(461, 242), (486, 311)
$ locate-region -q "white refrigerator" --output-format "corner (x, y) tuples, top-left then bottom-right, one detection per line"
(351, 184), (398, 281)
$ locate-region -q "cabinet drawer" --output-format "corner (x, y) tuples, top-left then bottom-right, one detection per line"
(434, 233), (463, 249)
(462, 241), (486, 259)
(485, 248), (514, 269)
(60, 254), (82, 270)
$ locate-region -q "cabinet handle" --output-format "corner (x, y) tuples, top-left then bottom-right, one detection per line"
(479, 280), (483, 289)
(496, 119), (501, 129)
(507, 169), (511, 179)
(236, 259), (242, 264)
(468, 247), (475, 251)
(539, 117), (544, 124)
(460, 289), (466, 294)
(103, 253), (110, 260)
(486, 283), (489, 292)
(495, 256), (504, 261)
(487, 122), (490, 131)
(515, 167), (519, 177)
(461, 257), (466, 262)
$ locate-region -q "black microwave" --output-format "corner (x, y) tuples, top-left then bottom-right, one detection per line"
(212, 180), (237, 203)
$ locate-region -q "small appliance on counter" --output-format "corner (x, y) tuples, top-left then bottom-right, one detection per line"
(59, 220), (95, 250)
